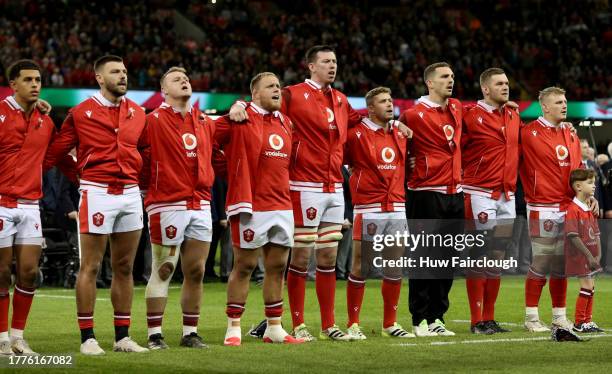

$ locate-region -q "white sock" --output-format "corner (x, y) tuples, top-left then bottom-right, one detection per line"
(264, 317), (288, 342)
(148, 327), (162, 337)
(225, 318), (241, 340)
(10, 328), (23, 339)
(183, 325), (197, 337)
(0, 331), (8, 341)
(525, 307), (539, 320)
(552, 307), (566, 319)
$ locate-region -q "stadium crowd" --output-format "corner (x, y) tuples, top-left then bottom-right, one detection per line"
(0, 0), (609, 99)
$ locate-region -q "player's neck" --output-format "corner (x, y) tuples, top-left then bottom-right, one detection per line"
(543, 115), (562, 127)
(483, 97), (502, 109)
(166, 97), (191, 116)
(576, 192), (590, 205)
(427, 93), (448, 108)
(369, 115), (388, 130)
(100, 89), (122, 105)
(13, 95), (35, 117)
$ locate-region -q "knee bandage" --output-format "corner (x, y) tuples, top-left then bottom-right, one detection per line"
(294, 227), (318, 248)
(145, 244), (180, 298)
(315, 224), (343, 250)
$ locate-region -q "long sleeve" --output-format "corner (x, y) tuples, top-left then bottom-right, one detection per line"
(44, 112), (78, 173)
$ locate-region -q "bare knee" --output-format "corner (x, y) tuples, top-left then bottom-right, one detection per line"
(234, 260), (256, 279)
(290, 250), (310, 268)
(184, 265), (204, 284)
(113, 257), (133, 278)
(0, 265), (11, 287)
(316, 248), (337, 267)
(17, 265), (38, 286)
(80, 262), (101, 279)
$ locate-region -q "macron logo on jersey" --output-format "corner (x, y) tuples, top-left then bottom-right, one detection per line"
(0, 115), (5, 123)
(85, 110), (92, 118)
(153, 112), (159, 119)
(356, 131), (361, 139)
(304, 93), (309, 100)
(418, 112), (424, 119)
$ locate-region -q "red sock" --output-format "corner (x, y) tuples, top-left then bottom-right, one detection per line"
(265, 300), (283, 318)
(147, 312), (163, 330)
(482, 271), (501, 321)
(182, 311), (199, 329)
(287, 265), (307, 328)
(381, 277), (401, 329)
(113, 311), (131, 328)
(586, 288), (595, 323)
(549, 276), (567, 308)
(11, 284), (35, 331)
(575, 288), (592, 325)
(466, 271), (486, 325)
(77, 312), (94, 330)
(346, 274), (365, 326)
(226, 302), (245, 319)
(315, 266), (336, 330)
(525, 268), (546, 307)
(0, 288), (9, 333)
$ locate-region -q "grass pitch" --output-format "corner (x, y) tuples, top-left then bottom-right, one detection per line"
(7, 275), (612, 373)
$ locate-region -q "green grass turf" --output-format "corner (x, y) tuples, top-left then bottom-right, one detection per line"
(5, 275), (612, 373)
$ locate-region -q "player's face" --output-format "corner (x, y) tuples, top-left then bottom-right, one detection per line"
(97, 61), (128, 97)
(484, 74), (509, 104)
(10, 69), (41, 104)
(309, 51), (337, 85)
(253, 75), (281, 112)
(162, 71), (192, 100)
(428, 67), (454, 99)
(369, 93), (394, 122)
(541, 94), (567, 122)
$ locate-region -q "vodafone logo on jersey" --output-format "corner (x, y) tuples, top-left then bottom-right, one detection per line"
(326, 108), (335, 123)
(588, 227), (596, 240)
(555, 145), (568, 160)
(265, 133), (288, 158)
(381, 147), (395, 163)
(443, 125), (454, 140)
(182, 133), (197, 150)
(269, 134), (284, 150)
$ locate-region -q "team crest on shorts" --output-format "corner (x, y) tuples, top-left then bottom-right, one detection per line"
(306, 207), (317, 220)
(243, 229), (255, 242)
(165, 225), (177, 239)
(92, 212), (105, 227)
(0, 218), (3, 231)
(543, 219), (555, 232)
(477, 211), (488, 224)
(366, 223), (377, 236)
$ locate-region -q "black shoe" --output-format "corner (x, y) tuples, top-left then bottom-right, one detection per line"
(147, 333), (169, 350)
(247, 319), (268, 339)
(484, 320), (511, 333)
(551, 326), (585, 342)
(581, 322), (604, 333)
(470, 321), (495, 335)
(180, 332), (208, 349)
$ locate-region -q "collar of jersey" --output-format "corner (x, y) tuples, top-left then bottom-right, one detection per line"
(417, 95), (443, 108)
(5, 96), (25, 112)
(573, 197), (590, 212)
(93, 91), (124, 107)
(477, 100), (503, 113)
(361, 117), (386, 131)
(537, 116), (560, 128)
(160, 101), (192, 114)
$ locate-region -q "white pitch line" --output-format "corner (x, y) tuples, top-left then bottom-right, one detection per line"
(394, 334), (612, 347)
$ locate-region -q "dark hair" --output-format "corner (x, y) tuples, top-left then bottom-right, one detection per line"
(93, 55), (123, 72)
(423, 62), (451, 83)
(479, 67), (506, 86)
(305, 45), (335, 64)
(570, 168), (596, 186)
(6, 59), (42, 81)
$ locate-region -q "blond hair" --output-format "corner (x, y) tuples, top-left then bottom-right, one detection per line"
(538, 86), (566, 104)
(365, 87), (392, 106)
(160, 66), (188, 87)
(250, 72), (278, 93)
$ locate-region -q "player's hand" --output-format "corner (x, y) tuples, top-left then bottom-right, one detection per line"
(396, 121), (413, 139)
(220, 219), (228, 228)
(506, 100), (519, 110)
(588, 255), (599, 270)
(342, 218), (352, 230)
(408, 157), (416, 169)
(67, 211), (78, 220)
(588, 196), (599, 216)
(37, 99), (52, 114)
(229, 103), (248, 122)
(561, 121), (577, 133)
